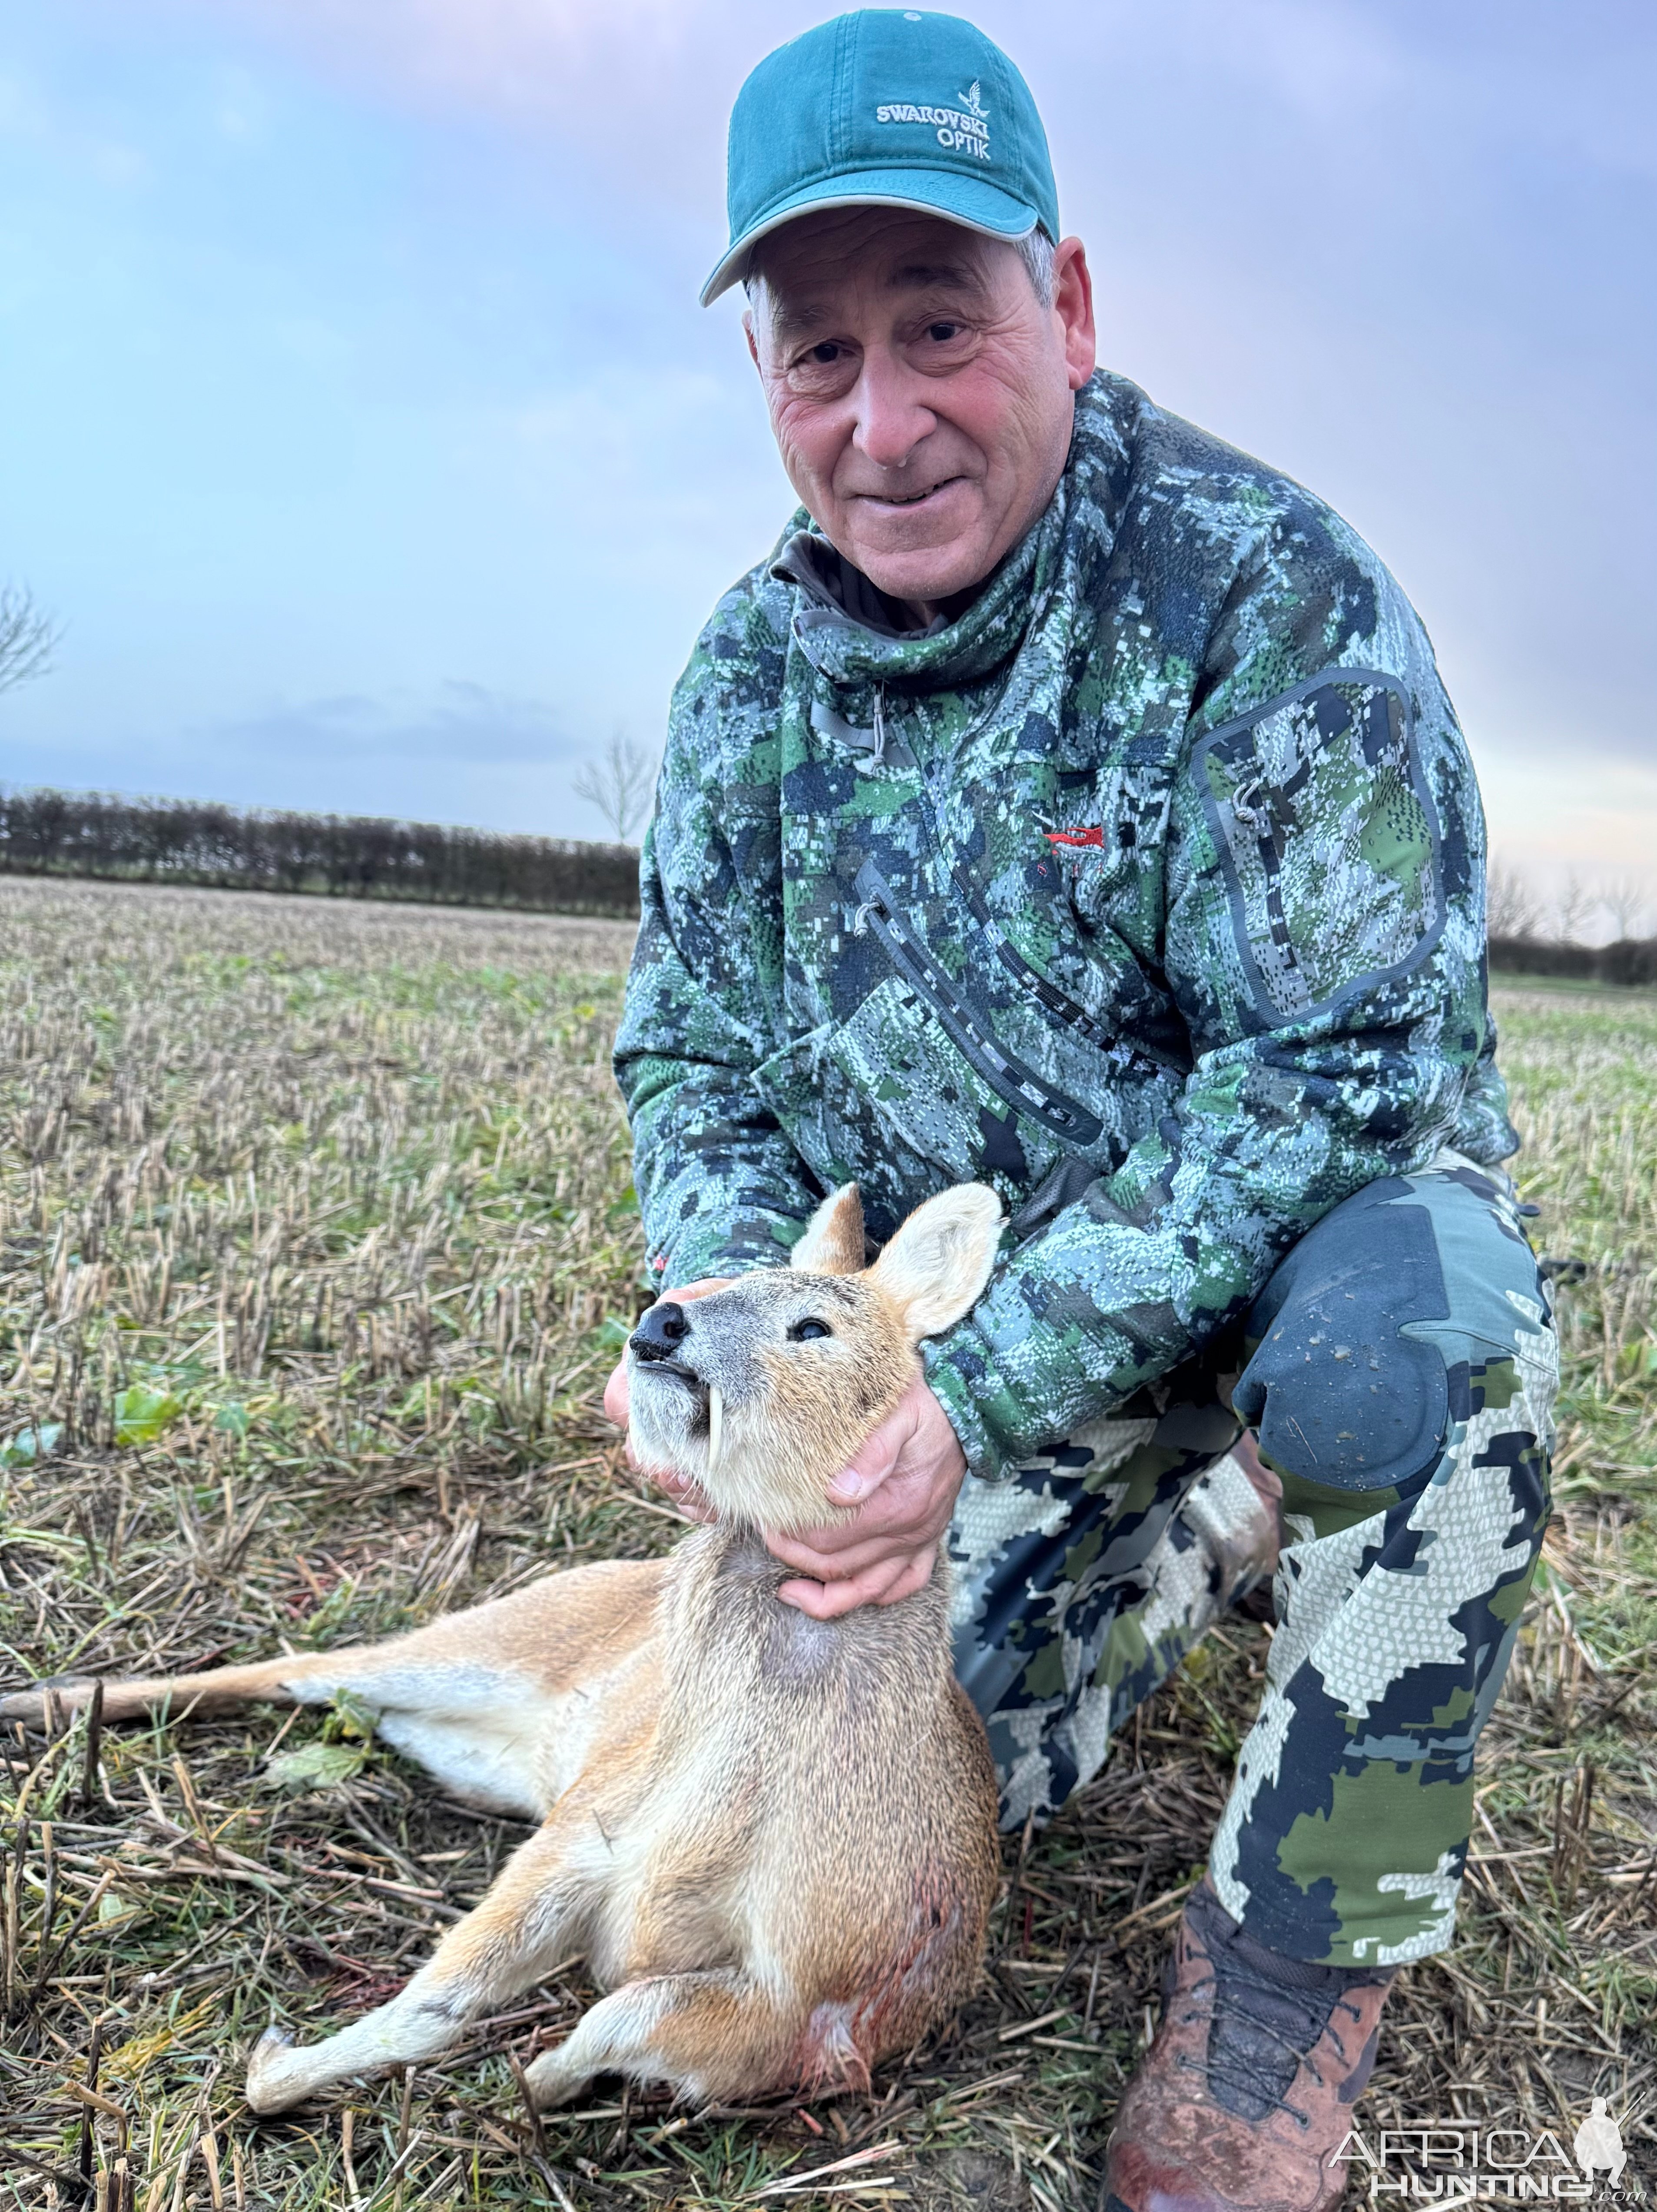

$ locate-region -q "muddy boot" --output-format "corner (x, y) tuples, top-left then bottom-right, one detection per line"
(1104, 1879), (1394, 2212)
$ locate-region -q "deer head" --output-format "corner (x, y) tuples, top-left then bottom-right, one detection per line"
(626, 1182), (1003, 1533)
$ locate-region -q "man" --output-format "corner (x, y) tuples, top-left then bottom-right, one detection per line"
(606, 14), (1556, 2212)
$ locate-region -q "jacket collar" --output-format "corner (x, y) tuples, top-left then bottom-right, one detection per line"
(769, 372), (1130, 693)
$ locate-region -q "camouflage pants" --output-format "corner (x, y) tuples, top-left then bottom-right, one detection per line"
(947, 1152), (1557, 1966)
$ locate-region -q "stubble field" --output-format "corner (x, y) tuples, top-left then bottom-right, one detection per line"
(0, 877), (1652, 2211)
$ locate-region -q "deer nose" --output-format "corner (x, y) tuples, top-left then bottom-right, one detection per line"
(629, 1302), (692, 1362)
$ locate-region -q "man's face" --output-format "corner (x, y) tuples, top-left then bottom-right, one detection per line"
(745, 208), (1096, 619)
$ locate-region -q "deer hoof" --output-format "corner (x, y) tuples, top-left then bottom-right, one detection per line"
(521, 2047), (585, 2109)
(245, 2026), (302, 2114)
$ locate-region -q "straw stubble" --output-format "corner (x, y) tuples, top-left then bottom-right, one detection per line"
(0, 884), (1650, 2209)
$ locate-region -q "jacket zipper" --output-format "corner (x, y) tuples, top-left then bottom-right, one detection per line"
(948, 867), (1182, 1072)
(852, 860), (1103, 1147)
(858, 694), (1182, 1079)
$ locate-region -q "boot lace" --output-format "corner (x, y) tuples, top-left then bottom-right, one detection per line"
(1169, 1886), (1391, 2128)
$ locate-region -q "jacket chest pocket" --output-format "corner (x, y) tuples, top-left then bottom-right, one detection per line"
(747, 979), (1066, 1196)
(831, 974), (1080, 1191)
(944, 861), (1187, 1076)
(853, 862), (1104, 1150)
(840, 859), (1194, 1205)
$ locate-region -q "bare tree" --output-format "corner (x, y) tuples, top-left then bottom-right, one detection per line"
(1601, 875), (1650, 943)
(1553, 873), (1594, 945)
(0, 583), (63, 697)
(1486, 863), (1541, 941)
(573, 727), (657, 843)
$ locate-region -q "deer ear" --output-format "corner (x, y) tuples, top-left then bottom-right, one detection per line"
(868, 1184), (1004, 1341)
(790, 1183), (866, 1276)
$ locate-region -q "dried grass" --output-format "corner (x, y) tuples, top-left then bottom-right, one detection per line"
(0, 890), (1651, 2209)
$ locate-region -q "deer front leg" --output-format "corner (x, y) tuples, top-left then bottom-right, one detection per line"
(524, 1970), (806, 2111)
(246, 1813), (595, 2113)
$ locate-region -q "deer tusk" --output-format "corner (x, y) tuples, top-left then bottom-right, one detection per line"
(706, 1385), (723, 1473)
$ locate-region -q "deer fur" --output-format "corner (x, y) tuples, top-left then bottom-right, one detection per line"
(0, 1181), (1005, 2114)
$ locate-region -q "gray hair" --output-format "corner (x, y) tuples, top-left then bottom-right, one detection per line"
(744, 221), (1057, 309)
(1015, 226), (1056, 307)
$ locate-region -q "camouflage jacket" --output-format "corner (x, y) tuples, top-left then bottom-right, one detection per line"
(614, 371), (1514, 1482)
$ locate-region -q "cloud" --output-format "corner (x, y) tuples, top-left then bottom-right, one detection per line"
(154, 0), (721, 125)
(204, 678), (578, 769)
(23, 0), (1653, 853)
(141, 0), (1657, 167)
(0, 680), (601, 836)
(0, 57), (150, 186)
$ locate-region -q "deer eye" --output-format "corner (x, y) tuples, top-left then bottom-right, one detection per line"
(789, 1317), (832, 1342)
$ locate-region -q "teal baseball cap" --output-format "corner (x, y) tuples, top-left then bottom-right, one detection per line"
(701, 10), (1059, 306)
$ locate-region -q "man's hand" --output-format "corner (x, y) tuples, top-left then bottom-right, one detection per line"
(604, 1278), (734, 1523)
(766, 1369), (967, 1619)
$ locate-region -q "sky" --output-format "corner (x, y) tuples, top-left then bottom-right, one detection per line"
(0, 0), (1652, 914)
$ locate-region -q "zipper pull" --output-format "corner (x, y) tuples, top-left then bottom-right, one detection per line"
(1231, 775), (1265, 828)
(872, 684), (888, 766)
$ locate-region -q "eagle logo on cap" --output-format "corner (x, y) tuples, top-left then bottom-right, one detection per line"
(959, 80), (988, 119)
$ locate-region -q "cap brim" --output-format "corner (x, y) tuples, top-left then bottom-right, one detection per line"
(700, 166), (1039, 306)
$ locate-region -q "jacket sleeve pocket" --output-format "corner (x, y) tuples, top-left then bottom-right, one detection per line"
(1189, 668), (1445, 1029)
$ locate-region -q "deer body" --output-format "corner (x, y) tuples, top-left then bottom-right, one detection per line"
(0, 1182), (1005, 2112)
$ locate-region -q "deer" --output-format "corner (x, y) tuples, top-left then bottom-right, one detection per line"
(0, 1180), (1006, 2115)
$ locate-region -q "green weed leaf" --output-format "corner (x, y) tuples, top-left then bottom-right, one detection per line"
(327, 1687), (378, 1743)
(265, 1739), (370, 1790)
(114, 1385), (183, 1446)
(0, 1423), (63, 1468)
